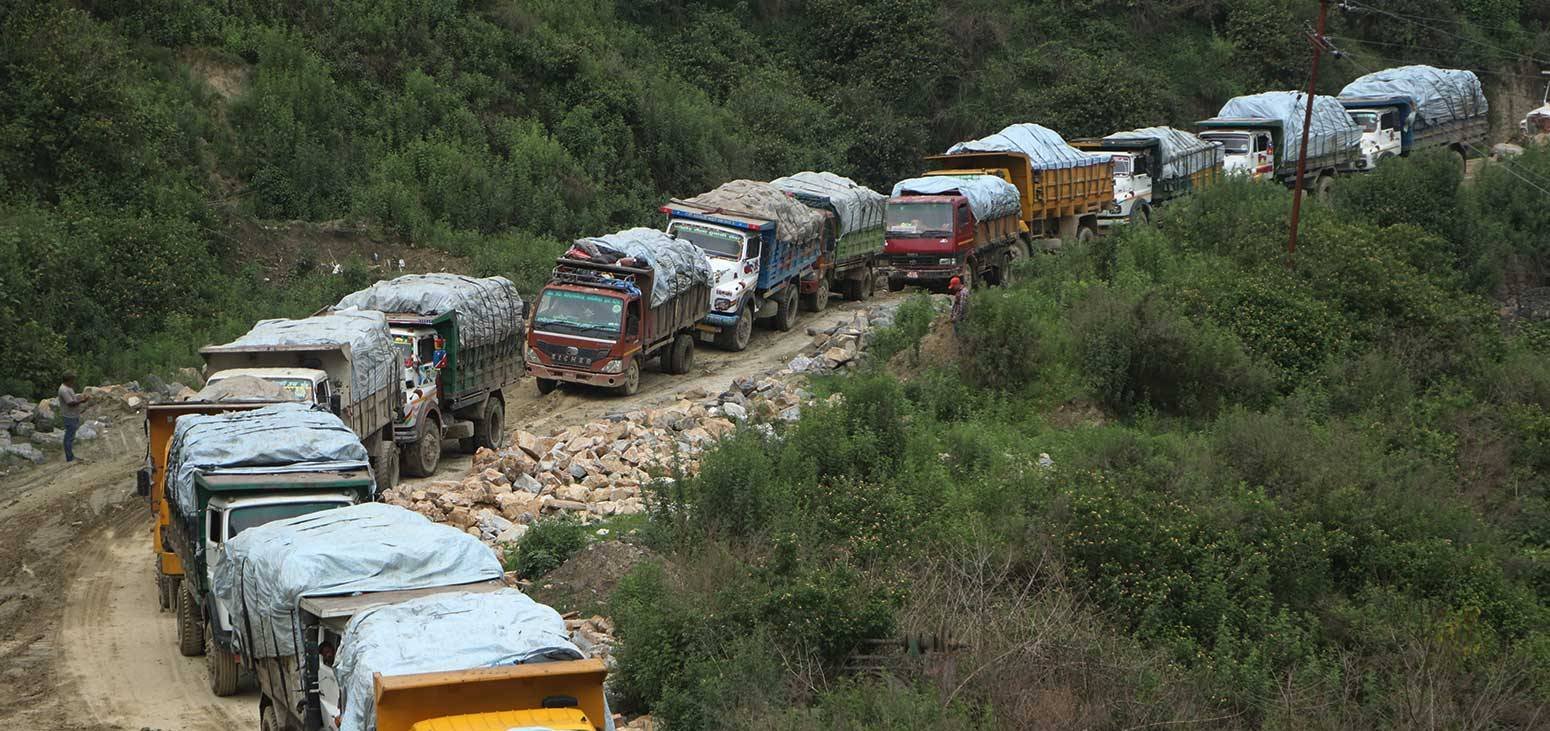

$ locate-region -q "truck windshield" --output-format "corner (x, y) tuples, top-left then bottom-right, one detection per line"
(1200, 133), (1249, 154)
(1111, 155), (1133, 175)
(1350, 112), (1379, 133)
(534, 289), (623, 339)
(671, 223), (746, 259)
(886, 203), (953, 235)
(227, 501), (347, 539)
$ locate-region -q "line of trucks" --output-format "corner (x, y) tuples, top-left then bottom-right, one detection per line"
(129, 62), (1494, 731)
(523, 64), (1490, 394)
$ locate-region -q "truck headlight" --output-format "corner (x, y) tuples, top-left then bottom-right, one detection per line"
(601, 359), (623, 374)
(524, 347), (539, 364)
(714, 297), (735, 311)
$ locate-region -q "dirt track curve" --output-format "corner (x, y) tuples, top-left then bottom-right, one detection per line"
(0, 294), (893, 729)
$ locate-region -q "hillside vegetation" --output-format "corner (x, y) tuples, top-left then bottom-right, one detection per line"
(614, 151), (1550, 728)
(4, 0), (1550, 395)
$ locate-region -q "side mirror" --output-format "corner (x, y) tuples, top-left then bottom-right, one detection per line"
(136, 466), (151, 497)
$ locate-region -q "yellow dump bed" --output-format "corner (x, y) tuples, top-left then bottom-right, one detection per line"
(375, 658), (609, 731)
(925, 151), (1113, 226)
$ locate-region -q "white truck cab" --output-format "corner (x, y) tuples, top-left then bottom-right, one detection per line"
(203, 367), (333, 405)
(202, 491), (358, 636)
(666, 219), (761, 317)
(1348, 107), (1403, 171)
(1101, 152), (1154, 227)
(1200, 130), (1274, 180)
(1522, 74), (1550, 137)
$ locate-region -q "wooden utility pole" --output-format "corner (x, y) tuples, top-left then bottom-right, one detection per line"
(1287, 0), (1331, 268)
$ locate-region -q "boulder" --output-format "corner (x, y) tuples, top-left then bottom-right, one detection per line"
(513, 472), (543, 494)
(31, 430), (64, 447)
(494, 524), (529, 544)
(3, 442), (45, 465)
(33, 400), (57, 428)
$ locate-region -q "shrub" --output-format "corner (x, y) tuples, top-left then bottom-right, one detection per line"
(504, 516), (587, 579)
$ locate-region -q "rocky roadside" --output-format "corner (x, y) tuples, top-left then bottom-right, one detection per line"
(0, 378), (191, 468)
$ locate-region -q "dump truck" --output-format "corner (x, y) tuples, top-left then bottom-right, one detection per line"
(661, 180), (826, 351)
(331, 274), (524, 477)
(213, 503), (612, 731)
(883, 123), (1114, 291)
(771, 171), (887, 307)
(200, 311), (401, 485)
(1198, 91), (1362, 193)
(527, 229), (712, 396)
(1338, 65), (1489, 172)
(152, 403), (375, 697)
(1073, 126), (1224, 226)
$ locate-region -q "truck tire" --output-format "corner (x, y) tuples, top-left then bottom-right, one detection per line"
(1076, 226), (1096, 243)
(715, 307), (754, 352)
(617, 360), (641, 396)
(773, 287), (799, 332)
(801, 277), (830, 313)
(1314, 175), (1334, 200)
(177, 584), (204, 657)
(261, 703), (285, 731)
(156, 564), (175, 612)
(998, 242), (1027, 287)
(886, 277), (905, 293)
(464, 398), (504, 453)
(857, 268), (875, 300)
(536, 377), (558, 395)
(1132, 204), (1151, 225)
(666, 334), (695, 375)
(402, 417), (441, 477)
(206, 628), (240, 697)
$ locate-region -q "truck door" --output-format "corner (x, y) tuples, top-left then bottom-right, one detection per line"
(956, 203), (973, 246)
(1253, 133), (1274, 178)
(626, 301), (642, 343)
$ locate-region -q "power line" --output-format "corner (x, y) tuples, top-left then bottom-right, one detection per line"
(1337, 1), (1550, 68)
(1326, 36), (1550, 82)
(1336, 2), (1536, 36)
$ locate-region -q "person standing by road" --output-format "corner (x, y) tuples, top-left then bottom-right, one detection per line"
(58, 372), (90, 463)
(950, 275), (971, 336)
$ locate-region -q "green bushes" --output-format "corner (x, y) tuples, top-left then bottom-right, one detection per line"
(504, 515), (587, 580)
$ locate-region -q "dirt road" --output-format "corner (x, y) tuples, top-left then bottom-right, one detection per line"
(0, 294), (893, 729)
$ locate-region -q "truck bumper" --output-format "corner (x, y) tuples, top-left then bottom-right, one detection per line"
(702, 311), (740, 330)
(526, 363), (632, 389)
(882, 265), (960, 288)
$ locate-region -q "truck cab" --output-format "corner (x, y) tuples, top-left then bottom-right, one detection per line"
(883, 193), (979, 289)
(1104, 152), (1153, 226)
(202, 367), (333, 406)
(1346, 106), (1403, 171)
(526, 282), (641, 391)
(390, 325), (443, 443)
(665, 218), (760, 326)
(202, 490), (358, 644)
(1198, 129), (1275, 179)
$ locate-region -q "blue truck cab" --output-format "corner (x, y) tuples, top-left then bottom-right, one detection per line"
(661, 198), (822, 352)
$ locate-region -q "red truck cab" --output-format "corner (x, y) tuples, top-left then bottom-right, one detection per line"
(525, 258), (710, 396)
(882, 192), (1021, 291)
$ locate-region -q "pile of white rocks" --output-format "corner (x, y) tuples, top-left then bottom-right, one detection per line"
(380, 377), (810, 546)
(789, 301), (902, 373)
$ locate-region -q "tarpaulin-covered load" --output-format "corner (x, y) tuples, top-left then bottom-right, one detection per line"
(1104, 126), (1225, 180)
(770, 171), (885, 238)
(1339, 65), (1488, 128)
(568, 227), (711, 308)
(1215, 92), (1362, 164)
(213, 502), (503, 659)
(217, 310), (395, 403)
(946, 123), (1110, 170)
(335, 589), (588, 731)
(683, 180), (824, 243)
(890, 175), (1020, 222)
(166, 402), (369, 518)
(334, 274), (524, 348)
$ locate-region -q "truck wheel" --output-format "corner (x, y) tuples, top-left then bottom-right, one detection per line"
(536, 377), (558, 395)
(667, 334), (695, 375)
(465, 398), (504, 453)
(1077, 226), (1096, 243)
(156, 564), (174, 612)
(177, 584), (204, 657)
(802, 277), (830, 313)
(1314, 175), (1334, 200)
(999, 243), (1027, 287)
(261, 703), (284, 731)
(774, 287), (799, 332)
(858, 268), (875, 300)
(402, 417), (441, 477)
(206, 628), (240, 697)
(1132, 205), (1151, 225)
(715, 307), (754, 352)
(886, 277), (905, 293)
(617, 360), (641, 396)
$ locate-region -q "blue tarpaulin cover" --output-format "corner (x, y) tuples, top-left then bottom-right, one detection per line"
(335, 589), (597, 731)
(890, 175), (1020, 222)
(770, 171), (885, 238)
(572, 227), (711, 308)
(946, 123), (1109, 170)
(334, 274), (524, 348)
(1103, 126), (1224, 180)
(213, 503), (504, 660)
(1339, 65), (1488, 128)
